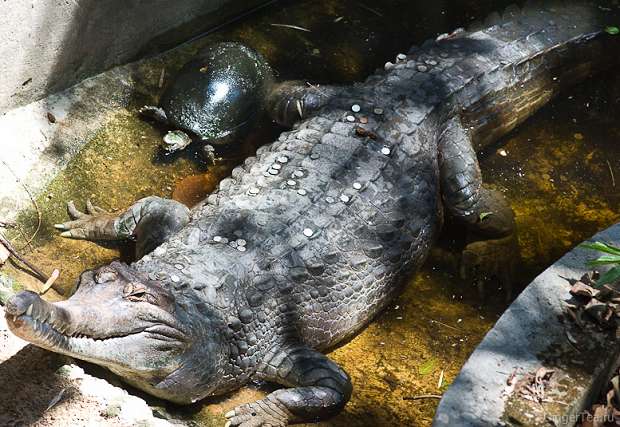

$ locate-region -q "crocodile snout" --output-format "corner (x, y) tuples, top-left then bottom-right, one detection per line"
(5, 290), (39, 317)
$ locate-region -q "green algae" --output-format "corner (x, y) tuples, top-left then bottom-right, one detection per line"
(1, 1), (619, 426)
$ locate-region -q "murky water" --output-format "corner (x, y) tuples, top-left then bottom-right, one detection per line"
(2, 1), (620, 425)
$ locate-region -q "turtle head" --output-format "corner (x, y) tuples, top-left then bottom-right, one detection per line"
(160, 42), (274, 146)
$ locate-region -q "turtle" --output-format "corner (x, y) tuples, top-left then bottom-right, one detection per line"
(140, 42), (331, 163)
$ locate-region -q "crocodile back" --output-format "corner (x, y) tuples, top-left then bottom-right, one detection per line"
(134, 1), (619, 361)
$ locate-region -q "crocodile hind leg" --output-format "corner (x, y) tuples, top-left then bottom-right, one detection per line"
(226, 345), (352, 426)
(438, 117), (518, 299)
(54, 196), (190, 259)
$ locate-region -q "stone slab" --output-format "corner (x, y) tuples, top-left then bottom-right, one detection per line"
(433, 223), (620, 426)
(0, 0), (269, 113)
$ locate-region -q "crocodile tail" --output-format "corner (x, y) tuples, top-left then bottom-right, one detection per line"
(468, 1), (618, 34)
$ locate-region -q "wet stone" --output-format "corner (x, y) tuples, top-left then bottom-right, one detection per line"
(346, 115), (356, 123)
(174, 264), (184, 270)
(353, 182), (362, 190)
(297, 189), (307, 196)
(238, 246), (246, 252)
(287, 180), (296, 186)
(397, 53), (407, 61)
(293, 170), (304, 178)
(170, 274), (180, 283)
(236, 239), (246, 247)
(326, 196), (335, 204)
(248, 187), (260, 195)
(340, 194), (351, 203)
(417, 64), (428, 72)
(310, 153), (320, 160)
(381, 147), (391, 155)
(373, 108), (384, 115)
(277, 156), (289, 164)
(351, 104), (361, 113)
(268, 168), (279, 175)
(272, 163), (282, 170)
(303, 228), (314, 237)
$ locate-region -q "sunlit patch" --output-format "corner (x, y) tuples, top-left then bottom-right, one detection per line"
(212, 82), (230, 103)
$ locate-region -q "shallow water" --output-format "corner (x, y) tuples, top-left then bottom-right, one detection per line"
(2, 1), (620, 426)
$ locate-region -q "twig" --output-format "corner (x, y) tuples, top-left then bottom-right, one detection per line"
(270, 23), (311, 32)
(358, 4), (383, 17)
(429, 319), (462, 332)
(0, 159), (42, 249)
(0, 232), (49, 283)
(46, 388), (66, 411)
(403, 394), (442, 401)
(158, 68), (166, 88)
(39, 269), (60, 295)
(607, 160), (616, 187)
(438, 370), (445, 389)
(305, 81), (330, 97)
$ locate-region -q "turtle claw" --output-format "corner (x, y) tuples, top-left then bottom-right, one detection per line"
(139, 105), (168, 123)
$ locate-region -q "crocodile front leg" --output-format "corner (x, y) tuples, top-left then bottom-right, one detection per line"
(267, 81), (337, 127)
(226, 345), (352, 426)
(54, 196), (190, 259)
(438, 117), (518, 298)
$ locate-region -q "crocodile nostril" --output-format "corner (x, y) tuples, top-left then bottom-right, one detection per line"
(4, 290), (40, 317)
(95, 266), (118, 284)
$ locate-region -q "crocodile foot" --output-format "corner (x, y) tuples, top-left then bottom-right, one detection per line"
(460, 232), (519, 301)
(225, 394), (291, 427)
(54, 200), (117, 241)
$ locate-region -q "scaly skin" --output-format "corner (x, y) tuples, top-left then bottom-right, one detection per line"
(5, 3), (619, 426)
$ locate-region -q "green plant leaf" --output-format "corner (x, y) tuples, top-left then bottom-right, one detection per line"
(479, 211), (493, 221)
(580, 242), (620, 256)
(596, 266), (620, 287)
(586, 255), (620, 267)
(419, 359), (437, 375)
(606, 26), (620, 35)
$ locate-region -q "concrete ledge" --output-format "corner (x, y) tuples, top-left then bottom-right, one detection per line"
(433, 223), (620, 427)
(0, 0), (269, 113)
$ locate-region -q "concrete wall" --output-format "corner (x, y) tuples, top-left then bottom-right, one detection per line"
(0, 0), (269, 114)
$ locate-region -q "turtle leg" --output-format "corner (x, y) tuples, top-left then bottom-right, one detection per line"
(226, 345), (352, 426)
(54, 197), (190, 259)
(267, 81), (337, 127)
(138, 105), (169, 124)
(438, 117), (518, 300)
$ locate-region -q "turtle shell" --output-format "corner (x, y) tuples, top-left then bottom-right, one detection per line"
(160, 42), (274, 144)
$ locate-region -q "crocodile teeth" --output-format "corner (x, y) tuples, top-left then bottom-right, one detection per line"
(25, 304), (33, 317)
(296, 99), (303, 118)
